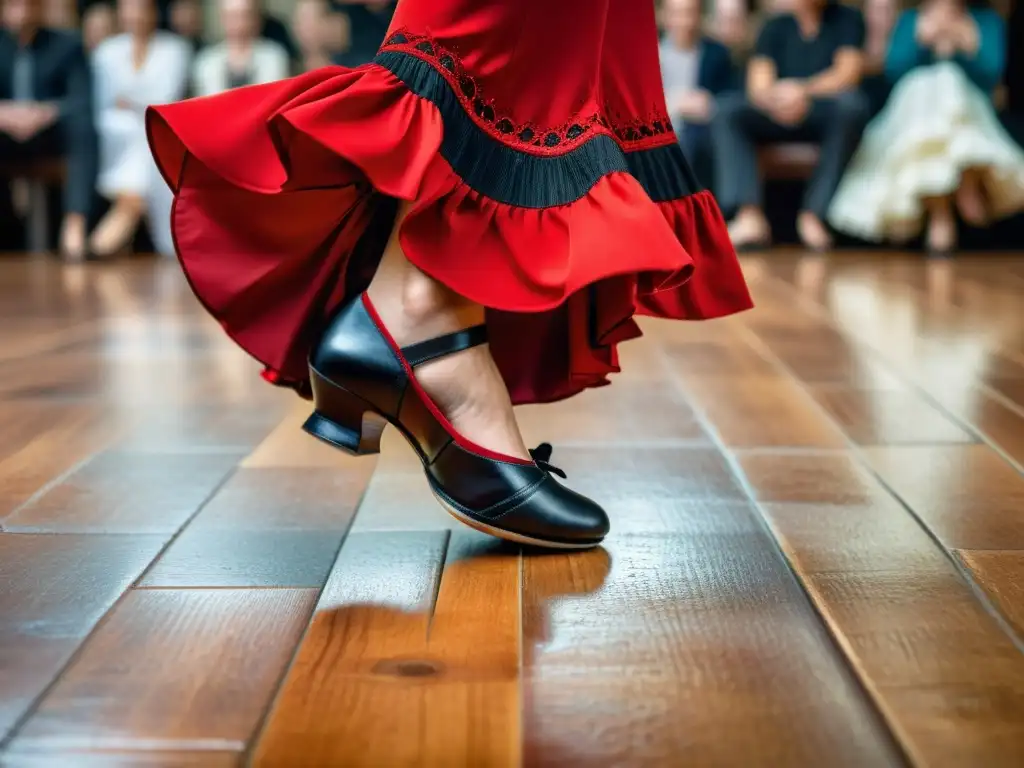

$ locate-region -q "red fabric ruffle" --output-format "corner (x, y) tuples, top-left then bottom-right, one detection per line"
(148, 63), (752, 406)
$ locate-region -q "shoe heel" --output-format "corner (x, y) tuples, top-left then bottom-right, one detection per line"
(304, 368), (387, 455)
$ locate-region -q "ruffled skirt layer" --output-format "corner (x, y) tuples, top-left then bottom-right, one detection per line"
(147, 29), (752, 405)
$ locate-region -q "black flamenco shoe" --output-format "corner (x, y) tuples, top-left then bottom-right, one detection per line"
(302, 293), (610, 549)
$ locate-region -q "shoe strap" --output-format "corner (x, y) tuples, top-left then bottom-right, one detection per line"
(400, 324), (489, 368)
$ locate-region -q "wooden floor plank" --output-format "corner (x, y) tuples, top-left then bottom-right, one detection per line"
(809, 387), (977, 445)
(0, 750), (240, 767)
(517, 379), (707, 446)
(861, 445), (1024, 550)
(677, 375), (848, 448)
(251, 532), (450, 766)
(0, 406), (119, 522)
(3, 452), (242, 534)
(115, 404), (290, 454)
(141, 467), (373, 588)
(0, 534), (168, 742)
(8, 589), (317, 756)
(522, 524), (902, 766)
(956, 550), (1024, 640)
(253, 531), (521, 767)
(738, 451), (1024, 766)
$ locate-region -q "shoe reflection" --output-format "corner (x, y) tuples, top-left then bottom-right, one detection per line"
(253, 532), (612, 765)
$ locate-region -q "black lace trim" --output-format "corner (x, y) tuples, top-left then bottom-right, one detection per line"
(381, 30), (674, 151)
(373, 50), (702, 208)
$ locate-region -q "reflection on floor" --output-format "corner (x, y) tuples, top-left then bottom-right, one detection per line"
(2, 252), (1024, 766)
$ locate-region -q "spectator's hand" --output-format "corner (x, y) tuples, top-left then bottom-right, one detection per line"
(0, 103), (58, 142)
(115, 96), (140, 112)
(674, 89), (713, 123)
(916, 9), (943, 46)
(769, 80), (809, 126)
(948, 13), (979, 55)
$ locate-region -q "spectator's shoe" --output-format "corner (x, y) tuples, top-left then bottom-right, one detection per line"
(727, 212), (772, 252)
(302, 293), (610, 550)
(796, 212), (833, 253)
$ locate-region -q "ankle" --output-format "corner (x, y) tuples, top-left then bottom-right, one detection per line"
(368, 261), (483, 343)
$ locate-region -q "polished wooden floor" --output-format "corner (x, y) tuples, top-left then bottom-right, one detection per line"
(2, 251), (1024, 766)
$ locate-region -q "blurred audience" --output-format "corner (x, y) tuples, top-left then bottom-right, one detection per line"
(193, 0), (288, 96)
(660, 0), (736, 191)
(258, 0), (297, 64)
(331, 1), (394, 66)
(861, 0), (898, 115)
(0, 0), (97, 259)
(713, 0), (870, 251)
(168, 0), (202, 52)
(81, 1), (114, 51)
(829, 0), (1024, 253)
(43, 0), (75, 27)
(710, 0), (754, 58)
(91, 0), (190, 257)
(293, 0), (332, 72)
(5, 0), (1020, 258)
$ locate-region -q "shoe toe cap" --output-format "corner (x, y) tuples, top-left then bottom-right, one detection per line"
(518, 479), (609, 544)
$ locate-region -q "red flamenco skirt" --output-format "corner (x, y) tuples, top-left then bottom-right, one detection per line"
(146, 0), (753, 405)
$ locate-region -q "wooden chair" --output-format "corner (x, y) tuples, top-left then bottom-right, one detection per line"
(758, 143), (821, 181)
(0, 157), (67, 253)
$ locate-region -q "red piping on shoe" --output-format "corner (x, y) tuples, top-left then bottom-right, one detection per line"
(360, 293), (533, 465)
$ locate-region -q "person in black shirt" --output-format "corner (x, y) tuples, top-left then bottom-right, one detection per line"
(711, 0), (870, 250)
(0, 0), (98, 259)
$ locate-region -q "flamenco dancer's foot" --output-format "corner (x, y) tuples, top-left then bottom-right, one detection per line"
(304, 203), (609, 549)
(365, 216), (530, 462)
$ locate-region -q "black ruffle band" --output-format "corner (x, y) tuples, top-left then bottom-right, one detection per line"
(374, 51), (703, 208)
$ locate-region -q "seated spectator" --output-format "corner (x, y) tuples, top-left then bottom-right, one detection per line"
(82, 2), (116, 52)
(43, 0), (76, 27)
(293, 0), (333, 72)
(193, 0), (289, 97)
(861, 0), (898, 116)
(331, 1), (395, 66)
(829, 0), (1024, 254)
(0, 0), (97, 259)
(91, 0), (191, 257)
(660, 0), (736, 191)
(711, 0), (754, 59)
(712, 0), (870, 250)
(168, 0), (204, 53)
(258, 0), (298, 65)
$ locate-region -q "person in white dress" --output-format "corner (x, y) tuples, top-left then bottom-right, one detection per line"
(192, 0), (290, 98)
(91, 0), (192, 257)
(828, 0), (1024, 253)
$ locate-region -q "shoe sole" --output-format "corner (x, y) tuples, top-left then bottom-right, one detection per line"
(303, 409), (601, 551)
(429, 489), (601, 550)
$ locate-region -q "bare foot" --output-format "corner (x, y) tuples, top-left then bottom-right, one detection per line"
(956, 172), (989, 226)
(727, 207), (771, 249)
(796, 211), (833, 252)
(59, 214), (87, 262)
(89, 196), (144, 257)
(926, 200), (957, 254)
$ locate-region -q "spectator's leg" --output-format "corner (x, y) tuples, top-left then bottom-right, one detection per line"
(58, 111), (100, 260)
(0, 133), (25, 250)
(711, 91), (794, 246)
(92, 114), (148, 258)
(955, 167), (989, 226)
(801, 92), (870, 235)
